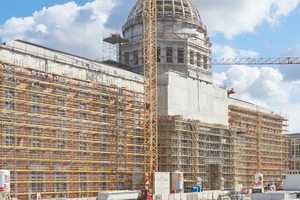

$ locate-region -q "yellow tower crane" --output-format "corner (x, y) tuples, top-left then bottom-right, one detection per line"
(142, 0), (158, 190)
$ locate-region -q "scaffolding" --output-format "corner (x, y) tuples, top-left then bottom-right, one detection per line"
(228, 105), (289, 189)
(0, 39), (291, 198)
(0, 61), (144, 200)
(158, 116), (231, 191)
(158, 107), (289, 191)
(102, 33), (129, 62)
(0, 59), (290, 198)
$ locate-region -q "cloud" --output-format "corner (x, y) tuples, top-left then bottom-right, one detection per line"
(270, 103), (300, 133)
(286, 103), (300, 133)
(212, 72), (227, 85)
(247, 67), (290, 103)
(194, 0), (300, 39)
(213, 64), (291, 105)
(105, 0), (137, 30)
(278, 44), (300, 81)
(213, 44), (260, 59)
(0, 0), (118, 60)
(292, 83), (300, 97)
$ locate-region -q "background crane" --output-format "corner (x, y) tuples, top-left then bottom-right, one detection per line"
(211, 57), (300, 65)
(142, 0), (158, 190)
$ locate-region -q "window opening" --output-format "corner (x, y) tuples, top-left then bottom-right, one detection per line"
(178, 48), (184, 63)
(166, 47), (173, 63)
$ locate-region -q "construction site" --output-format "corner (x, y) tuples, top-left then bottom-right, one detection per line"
(0, 0), (290, 199)
(158, 105), (289, 190)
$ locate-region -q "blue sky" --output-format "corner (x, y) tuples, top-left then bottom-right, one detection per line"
(0, 0), (300, 133)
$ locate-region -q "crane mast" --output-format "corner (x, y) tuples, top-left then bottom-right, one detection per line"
(142, 0), (158, 190)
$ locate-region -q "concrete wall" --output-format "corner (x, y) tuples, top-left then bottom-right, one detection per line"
(48, 191), (231, 200)
(154, 172), (171, 195)
(251, 192), (297, 200)
(154, 190), (230, 200)
(282, 174), (300, 190)
(158, 71), (228, 126)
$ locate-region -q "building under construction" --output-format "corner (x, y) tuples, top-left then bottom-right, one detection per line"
(288, 133), (300, 170)
(0, 0), (289, 199)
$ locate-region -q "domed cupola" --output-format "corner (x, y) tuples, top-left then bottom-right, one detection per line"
(121, 0), (212, 83)
(123, 0), (206, 35)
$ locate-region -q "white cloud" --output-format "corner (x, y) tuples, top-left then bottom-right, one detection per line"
(213, 45), (237, 58)
(271, 0), (300, 17)
(35, 24), (48, 33)
(194, 0), (300, 39)
(212, 72), (227, 85)
(292, 83), (300, 97)
(227, 65), (260, 91)
(0, 0), (118, 59)
(248, 67), (290, 103)
(213, 44), (260, 59)
(270, 103), (300, 133)
(213, 65), (291, 105)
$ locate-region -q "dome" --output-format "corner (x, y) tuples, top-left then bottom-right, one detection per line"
(123, 0), (206, 33)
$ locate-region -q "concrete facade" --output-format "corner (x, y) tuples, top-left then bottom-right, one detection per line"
(288, 133), (300, 170)
(158, 71), (228, 125)
(153, 172), (171, 195)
